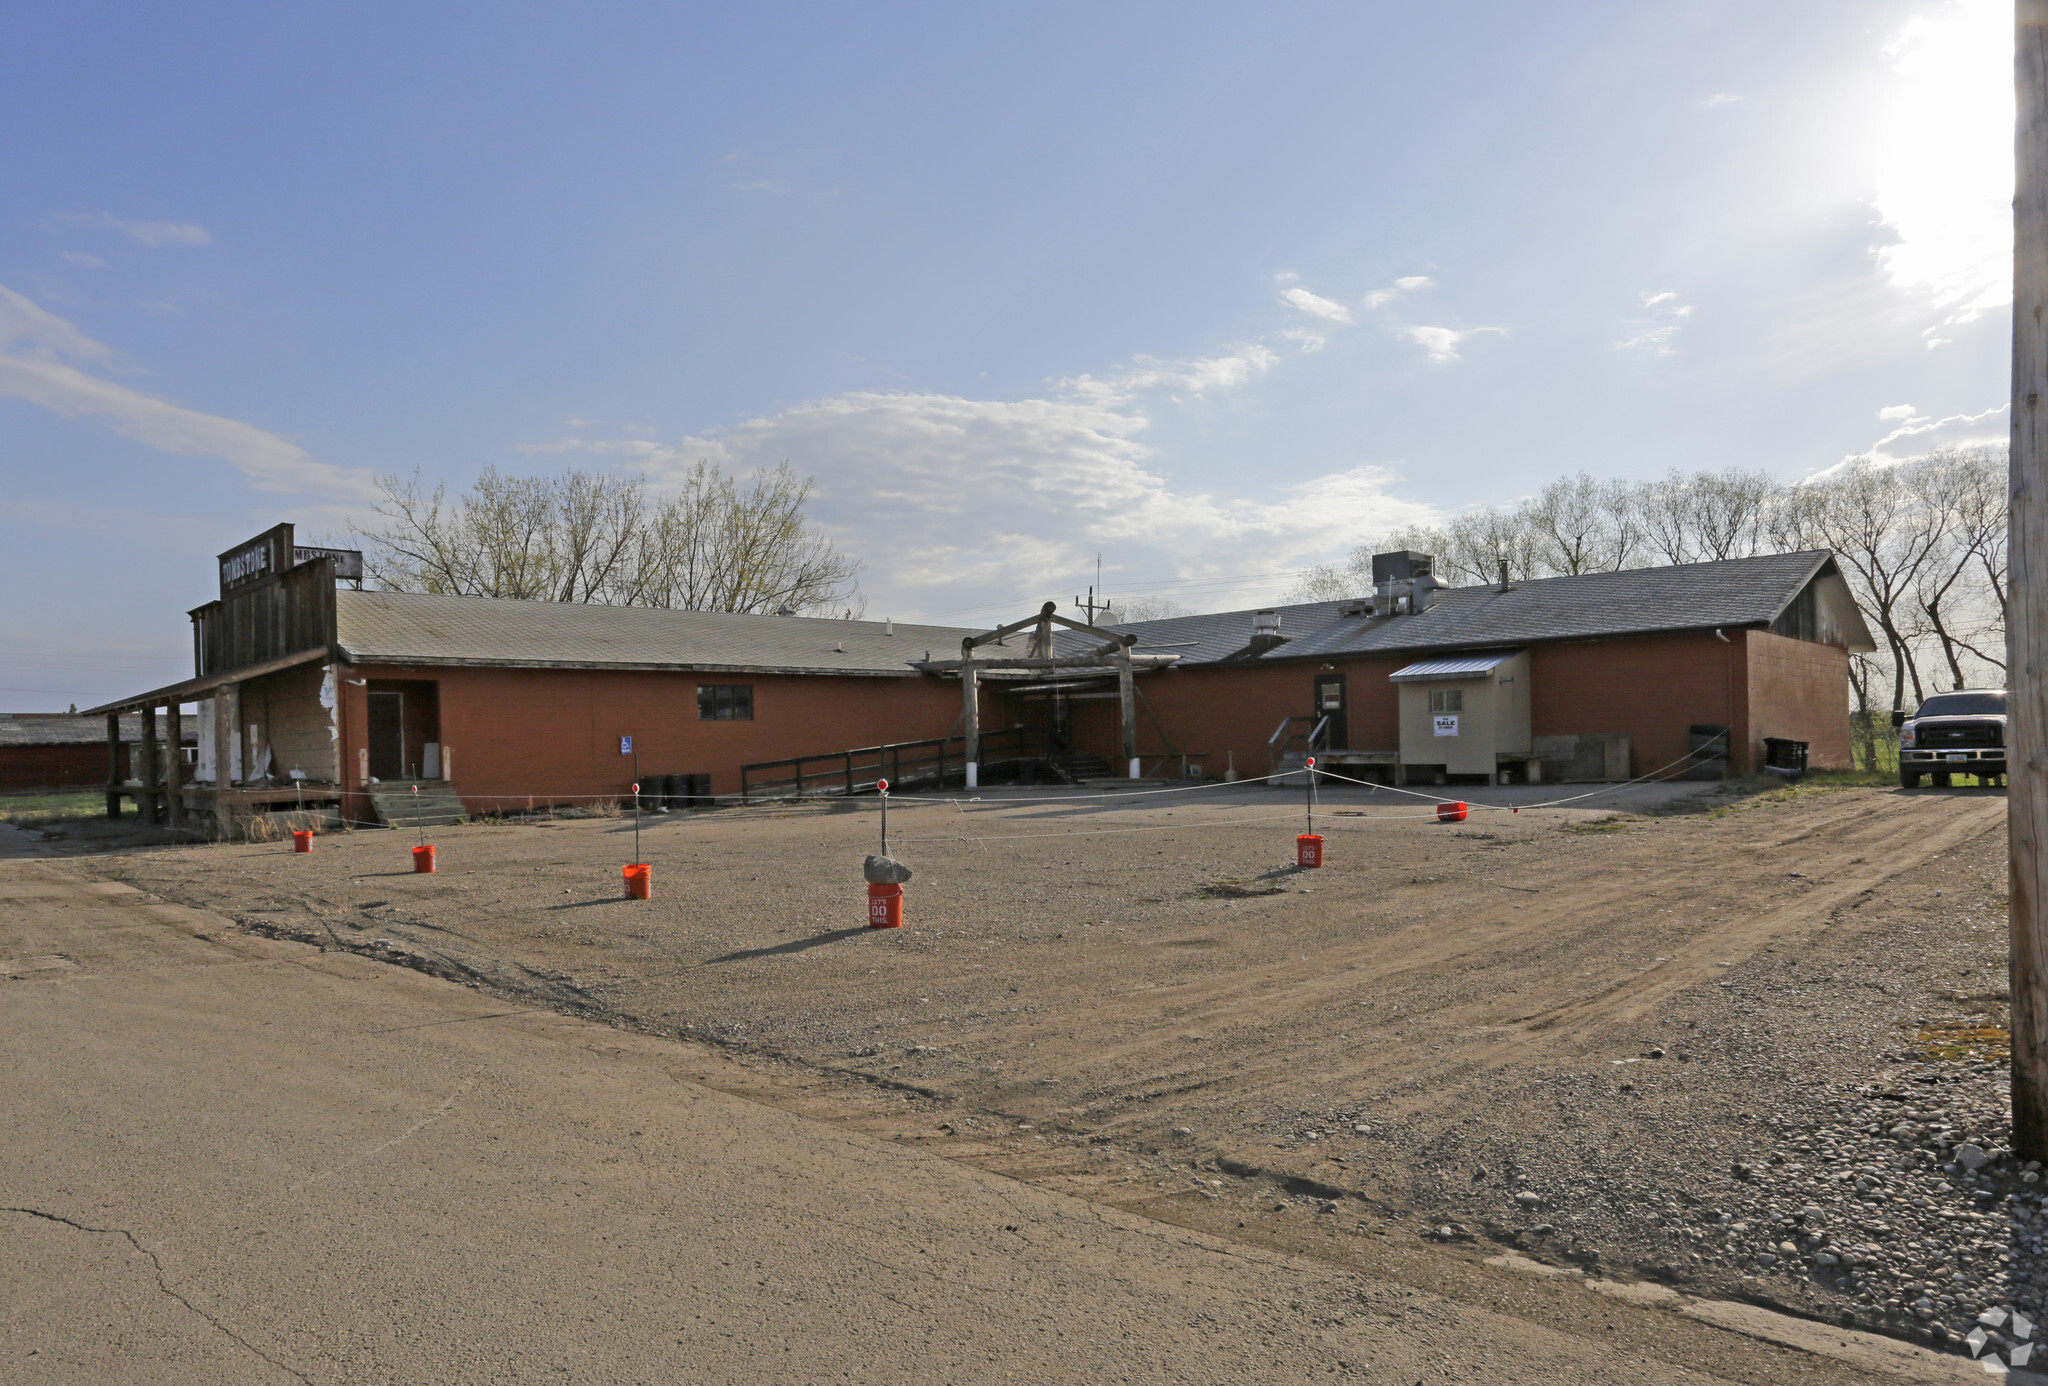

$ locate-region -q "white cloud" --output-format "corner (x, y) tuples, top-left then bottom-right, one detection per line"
(0, 283), (374, 498)
(1275, 326), (1327, 353)
(1060, 343), (1279, 406)
(1362, 275), (1434, 309)
(1402, 324), (1504, 364)
(1702, 91), (1743, 109)
(0, 285), (112, 360)
(528, 387), (1440, 617)
(1873, 0), (2012, 334)
(1614, 290), (1694, 355)
(57, 213), (213, 247)
(1281, 286), (1353, 324)
(1814, 401), (2009, 477)
(1866, 402), (2008, 461)
(60, 251), (106, 269)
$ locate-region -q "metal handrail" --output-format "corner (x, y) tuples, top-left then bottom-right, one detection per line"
(740, 725), (1036, 801)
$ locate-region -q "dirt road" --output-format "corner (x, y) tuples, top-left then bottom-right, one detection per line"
(22, 779), (2032, 1375)
(8, 854), (1951, 1385)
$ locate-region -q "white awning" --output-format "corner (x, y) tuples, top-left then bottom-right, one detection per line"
(1388, 650), (1522, 682)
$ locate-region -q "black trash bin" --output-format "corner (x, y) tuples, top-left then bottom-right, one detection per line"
(1761, 737), (1809, 779)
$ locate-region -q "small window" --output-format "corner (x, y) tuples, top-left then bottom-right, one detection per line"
(697, 684), (753, 721)
(1429, 688), (1463, 714)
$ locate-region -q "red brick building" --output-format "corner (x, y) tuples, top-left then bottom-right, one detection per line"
(0, 714), (194, 792)
(88, 527), (1872, 831)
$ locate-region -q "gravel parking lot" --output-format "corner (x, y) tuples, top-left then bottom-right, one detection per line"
(67, 776), (2033, 1363)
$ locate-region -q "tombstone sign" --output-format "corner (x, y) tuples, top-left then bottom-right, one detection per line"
(218, 523), (295, 594)
(1433, 714), (1460, 737)
(292, 545), (365, 581)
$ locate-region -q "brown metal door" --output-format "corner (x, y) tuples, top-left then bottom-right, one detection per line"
(1314, 674), (1348, 750)
(367, 692), (405, 780)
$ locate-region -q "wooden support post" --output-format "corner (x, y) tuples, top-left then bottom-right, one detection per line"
(2014, 0), (2048, 1160)
(214, 685), (236, 838)
(1117, 648), (1138, 778)
(105, 711), (122, 818)
(164, 703), (185, 828)
(139, 703), (162, 825)
(962, 659), (981, 789)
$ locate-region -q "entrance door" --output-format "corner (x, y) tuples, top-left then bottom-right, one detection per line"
(1313, 674), (1348, 750)
(367, 691), (405, 780)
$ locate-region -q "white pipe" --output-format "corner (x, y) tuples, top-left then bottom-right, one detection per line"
(1128, 757), (1140, 779)
(965, 763), (979, 789)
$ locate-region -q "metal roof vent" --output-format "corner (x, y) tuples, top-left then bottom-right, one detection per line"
(1247, 610), (1288, 653)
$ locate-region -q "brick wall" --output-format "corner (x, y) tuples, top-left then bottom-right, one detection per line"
(1062, 656), (1406, 779)
(337, 664), (967, 818)
(1526, 633), (1757, 775)
(0, 743), (128, 791)
(1743, 629), (1853, 770)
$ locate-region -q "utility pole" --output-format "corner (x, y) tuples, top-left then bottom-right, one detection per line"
(1074, 554), (1110, 626)
(2012, 0), (2048, 1159)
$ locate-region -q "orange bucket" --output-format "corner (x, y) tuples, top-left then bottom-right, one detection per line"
(412, 844), (437, 873)
(867, 882), (903, 929)
(623, 863), (652, 900)
(291, 830), (314, 853)
(1296, 833), (1323, 868)
(1435, 802), (1468, 823)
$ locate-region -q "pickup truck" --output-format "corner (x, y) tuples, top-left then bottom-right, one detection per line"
(1896, 689), (2006, 788)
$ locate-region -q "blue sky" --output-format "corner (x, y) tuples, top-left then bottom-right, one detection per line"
(0, 0), (2015, 710)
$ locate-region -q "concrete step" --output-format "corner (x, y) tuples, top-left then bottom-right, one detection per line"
(367, 784), (467, 829)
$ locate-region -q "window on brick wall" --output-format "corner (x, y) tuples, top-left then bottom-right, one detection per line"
(697, 685), (753, 721)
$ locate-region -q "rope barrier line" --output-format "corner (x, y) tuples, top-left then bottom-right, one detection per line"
(253, 739), (1727, 839)
(1315, 740), (1726, 813)
(893, 806), (1445, 845)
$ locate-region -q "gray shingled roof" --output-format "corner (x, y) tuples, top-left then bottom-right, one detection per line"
(1101, 552), (1869, 665)
(0, 714), (193, 747)
(335, 589), (979, 676)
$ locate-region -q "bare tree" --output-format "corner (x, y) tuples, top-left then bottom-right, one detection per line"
(1804, 461), (1944, 712)
(1520, 472), (1637, 573)
(1101, 595), (1195, 623)
(636, 461), (863, 615)
(355, 461), (861, 615)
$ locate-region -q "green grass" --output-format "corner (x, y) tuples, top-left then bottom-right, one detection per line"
(0, 788), (108, 827)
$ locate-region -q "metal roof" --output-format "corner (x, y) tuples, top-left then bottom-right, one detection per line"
(1101, 552), (1873, 665)
(334, 589), (980, 677)
(1388, 651), (1523, 682)
(0, 714), (196, 747)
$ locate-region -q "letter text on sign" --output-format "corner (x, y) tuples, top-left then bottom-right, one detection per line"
(1433, 715), (1459, 737)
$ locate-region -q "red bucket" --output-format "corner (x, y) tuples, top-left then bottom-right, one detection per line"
(623, 863), (651, 900)
(867, 881), (903, 929)
(1435, 802), (1468, 823)
(412, 844), (437, 873)
(291, 830), (314, 853)
(1296, 833), (1324, 868)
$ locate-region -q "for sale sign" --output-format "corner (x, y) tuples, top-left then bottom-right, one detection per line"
(1433, 715), (1459, 737)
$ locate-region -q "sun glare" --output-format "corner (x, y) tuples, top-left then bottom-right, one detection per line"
(1873, 0), (2013, 333)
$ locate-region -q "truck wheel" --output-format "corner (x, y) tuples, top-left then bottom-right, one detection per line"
(1900, 769), (1921, 789)
(1931, 772), (1952, 788)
